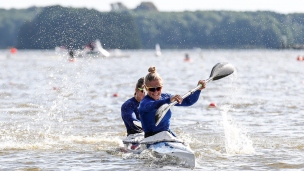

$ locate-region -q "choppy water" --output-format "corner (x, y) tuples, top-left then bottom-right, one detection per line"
(0, 49), (303, 170)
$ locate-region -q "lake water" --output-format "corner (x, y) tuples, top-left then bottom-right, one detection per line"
(0, 49), (303, 170)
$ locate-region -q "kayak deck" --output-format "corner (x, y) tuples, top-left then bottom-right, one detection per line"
(122, 131), (195, 168)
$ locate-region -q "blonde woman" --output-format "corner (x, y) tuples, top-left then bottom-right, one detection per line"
(139, 66), (206, 138)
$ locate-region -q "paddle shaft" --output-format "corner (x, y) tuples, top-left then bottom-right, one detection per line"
(169, 77), (212, 106)
(155, 62), (235, 126)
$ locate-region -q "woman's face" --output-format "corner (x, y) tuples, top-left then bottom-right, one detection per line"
(145, 79), (162, 100)
(136, 86), (146, 101)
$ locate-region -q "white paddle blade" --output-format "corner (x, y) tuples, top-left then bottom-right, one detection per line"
(155, 104), (170, 126)
(133, 121), (142, 129)
(155, 62), (235, 127)
(209, 62), (235, 81)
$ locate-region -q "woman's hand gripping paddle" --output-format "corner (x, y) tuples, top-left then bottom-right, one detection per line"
(155, 62), (235, 126)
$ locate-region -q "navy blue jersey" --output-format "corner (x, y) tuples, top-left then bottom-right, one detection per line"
(139, 91), (201, 136)
(121, 97), (143, 135)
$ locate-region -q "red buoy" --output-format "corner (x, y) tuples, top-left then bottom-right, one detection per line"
(113, 93), (118, 97)
(209, 102), (216, 107)
(10, 47), (17, 54)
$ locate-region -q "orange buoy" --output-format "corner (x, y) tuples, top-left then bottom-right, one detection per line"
(10, 47), (17, 54)
(68, 58), (75, 62)
(184, 58), (192, 62)
(297, 56), (304, 61)
(113, 93), (118, 97)
(208, 102), (217, 107)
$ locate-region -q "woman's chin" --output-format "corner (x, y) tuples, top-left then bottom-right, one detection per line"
(150, 95), (160, 100)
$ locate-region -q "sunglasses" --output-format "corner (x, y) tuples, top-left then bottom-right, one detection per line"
(137, 87), (145, 93)
(145, 86), (162, 92)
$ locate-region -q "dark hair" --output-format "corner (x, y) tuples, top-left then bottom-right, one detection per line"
(134, 77), (144, 96)
(136, 77), (144, 89)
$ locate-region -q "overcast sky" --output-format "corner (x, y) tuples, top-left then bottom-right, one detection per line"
(1, 0), (303, 14)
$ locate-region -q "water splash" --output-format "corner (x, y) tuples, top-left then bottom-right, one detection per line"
(215, 69), (255, 155)
(221, 105), (255, 155)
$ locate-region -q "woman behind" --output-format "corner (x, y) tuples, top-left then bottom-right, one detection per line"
(139, 66), (206, 138)
(121, 77), (145, 136)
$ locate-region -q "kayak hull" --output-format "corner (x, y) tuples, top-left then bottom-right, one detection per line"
(122, 131), (195, 168)
(147, 141), (195, 168)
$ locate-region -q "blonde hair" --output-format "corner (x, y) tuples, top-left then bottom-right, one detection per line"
(144, 66), (163, 85)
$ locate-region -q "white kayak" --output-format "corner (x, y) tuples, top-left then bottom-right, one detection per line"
(122, 132), (144, 154)
(122, 131), (195, 168)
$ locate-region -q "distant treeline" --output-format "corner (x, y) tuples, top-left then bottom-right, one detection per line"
(1, 5), (304, 49)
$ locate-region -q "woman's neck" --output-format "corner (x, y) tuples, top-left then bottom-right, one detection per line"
(134, 95), (140, 102)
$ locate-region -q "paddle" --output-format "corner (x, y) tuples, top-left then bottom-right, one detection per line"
(155, 62), (235, 126)
(133, 121), (142, 129)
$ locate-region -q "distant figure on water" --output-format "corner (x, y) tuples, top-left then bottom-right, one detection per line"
(87, 42), (95, 51)
(68, 49), (75, 62)
(69, 50), (74, 58)
(184, 53), (192, 62)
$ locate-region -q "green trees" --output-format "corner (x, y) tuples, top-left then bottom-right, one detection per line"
(1, 5), (304, 49)
(0, 7), (41, 48)
(133, 10), (304, 49)
(17, 6), (141, 49)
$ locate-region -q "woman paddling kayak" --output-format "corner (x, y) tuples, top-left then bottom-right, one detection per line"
(139, 66), (206, 138)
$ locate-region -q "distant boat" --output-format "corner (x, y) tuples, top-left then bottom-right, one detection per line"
(94, 39), (110, 57)
(83, 39), (110, 57)
(57, 40), (129, 58)
(155, 43), (162, 57)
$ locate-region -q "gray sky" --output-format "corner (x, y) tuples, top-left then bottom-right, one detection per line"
(1, 0), (303, 14)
